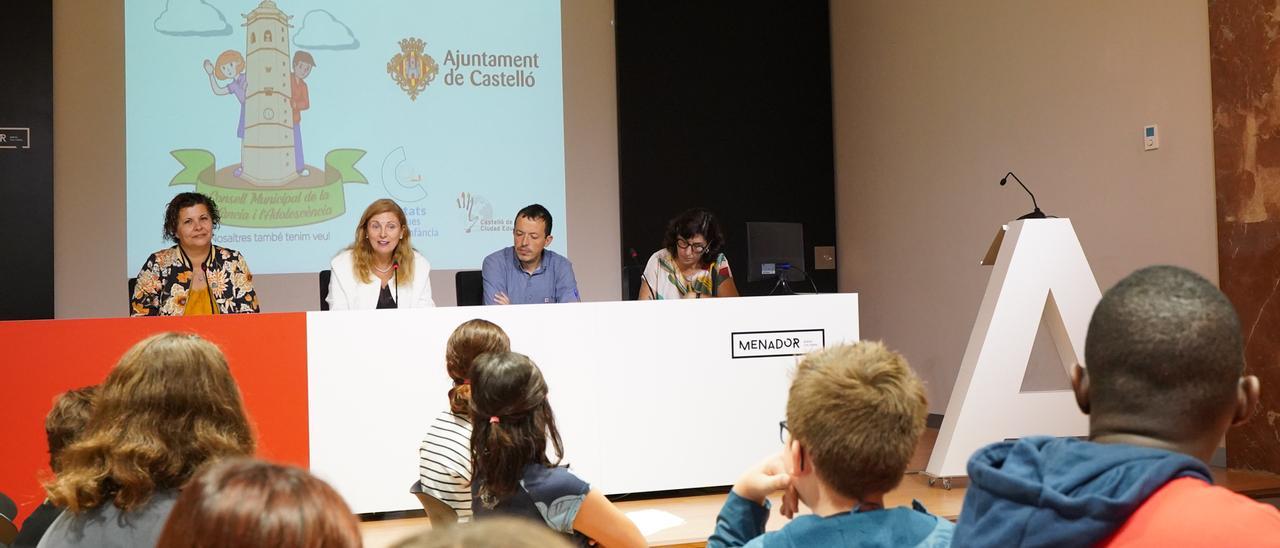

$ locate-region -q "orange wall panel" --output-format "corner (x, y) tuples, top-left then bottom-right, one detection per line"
(0, 312), (309, 524)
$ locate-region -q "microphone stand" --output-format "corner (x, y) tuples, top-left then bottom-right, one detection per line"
(999, 171), (1047, 219)
(769, 263), (820, 296)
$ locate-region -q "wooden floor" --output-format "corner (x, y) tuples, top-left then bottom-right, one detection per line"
(360, 428), (1280, 547)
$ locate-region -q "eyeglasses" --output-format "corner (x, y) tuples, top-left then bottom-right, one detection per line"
(779, 420), (790, 444)
(676, 239), (709, 254)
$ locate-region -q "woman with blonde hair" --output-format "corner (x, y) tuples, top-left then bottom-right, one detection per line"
(38, 332), (255, 548)
(327, 199), (435, 309)
(418, 319), (511, 522)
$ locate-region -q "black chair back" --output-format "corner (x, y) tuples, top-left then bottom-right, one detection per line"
(622, 265), (644, 300)
(127, 277), (137, 314)
(319, 270), (332, 311)
(455, 270), (484, 306)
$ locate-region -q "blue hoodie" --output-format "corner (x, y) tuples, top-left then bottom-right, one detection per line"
(953, 436), (1211, 547)
(707, 491), (954, 548)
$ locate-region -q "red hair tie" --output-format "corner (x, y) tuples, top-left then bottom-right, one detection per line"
(489, 416), (500, 424)
(463, 379), (470, 385)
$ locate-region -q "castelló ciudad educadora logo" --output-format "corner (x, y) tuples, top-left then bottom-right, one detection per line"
(388, 37), (542, 99)
(456, 192), (512, 234)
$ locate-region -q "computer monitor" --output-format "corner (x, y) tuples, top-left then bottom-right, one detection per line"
(746, 222), (806, 282)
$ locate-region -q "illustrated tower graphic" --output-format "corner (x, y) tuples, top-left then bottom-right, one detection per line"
(241, 0), (296, 186)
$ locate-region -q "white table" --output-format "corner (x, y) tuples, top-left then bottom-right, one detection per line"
(306, 293), (859, 513)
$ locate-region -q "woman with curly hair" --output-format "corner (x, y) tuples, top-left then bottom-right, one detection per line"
(639, 207), (739, 300)
(130, 192), (259, 316)
(38, 332), (255, 548)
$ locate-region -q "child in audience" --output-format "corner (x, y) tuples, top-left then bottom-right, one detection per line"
(419, 319), (511, 522)
(468, 351), (646, 547)
(156, 458), (362, 548)
(707, 341), (954, 547)
(38, 332), (255, 548)
(13, 386), (97, 548)
(954, 265), (1280, 546)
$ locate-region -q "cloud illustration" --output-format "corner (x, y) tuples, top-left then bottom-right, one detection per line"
(153, 0), (232, 37)
(293, 10), (359, 50)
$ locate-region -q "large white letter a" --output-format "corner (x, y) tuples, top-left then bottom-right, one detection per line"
(926, 219), (1101, 480)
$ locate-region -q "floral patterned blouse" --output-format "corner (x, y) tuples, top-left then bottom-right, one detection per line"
(131, 245), (260, 316)
(641, 248), (733, 299)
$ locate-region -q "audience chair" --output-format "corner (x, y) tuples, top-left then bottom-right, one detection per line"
(455, 270), (484, 306)
(319, 270), (331, 311)
(0, 492), (17, 545)
(409, 480), (458, 528)
(0, 515), (16, 545)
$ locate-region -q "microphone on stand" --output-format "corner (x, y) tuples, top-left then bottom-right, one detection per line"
(999, 171), (1047, 220)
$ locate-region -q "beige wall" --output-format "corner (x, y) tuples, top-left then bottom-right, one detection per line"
(831, 1), (1219, 413)
(56, 0), (1217, 408)
(53, 0), (619, 317)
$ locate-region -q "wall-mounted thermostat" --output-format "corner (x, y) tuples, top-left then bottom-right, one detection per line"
(1144, 125), (1159, 151)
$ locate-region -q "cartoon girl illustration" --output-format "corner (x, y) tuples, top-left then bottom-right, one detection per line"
(202, 50), (247, 176)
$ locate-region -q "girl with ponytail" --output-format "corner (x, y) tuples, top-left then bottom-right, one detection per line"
(417, 319), (510, 522)
(469, 352), (646, 547)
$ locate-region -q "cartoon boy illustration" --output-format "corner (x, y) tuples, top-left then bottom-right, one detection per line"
(203, 50), (248, 177)
(292, 50), (316, 177)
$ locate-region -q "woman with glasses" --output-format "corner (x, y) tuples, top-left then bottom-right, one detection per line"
(639, 208), (739, 300)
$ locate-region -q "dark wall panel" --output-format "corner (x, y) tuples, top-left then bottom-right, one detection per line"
(615, 1), (836, 295)
(0, 2), (55, 319)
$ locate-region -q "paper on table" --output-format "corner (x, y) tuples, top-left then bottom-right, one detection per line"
(625, 509), (686, 537)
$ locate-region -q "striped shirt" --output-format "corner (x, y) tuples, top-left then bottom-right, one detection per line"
(419, 410), (474, 521)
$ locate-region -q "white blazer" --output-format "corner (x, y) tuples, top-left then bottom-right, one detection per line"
(326, 249), (435, 310)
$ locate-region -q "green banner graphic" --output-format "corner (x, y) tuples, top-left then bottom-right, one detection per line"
(168, 149), (366, 228)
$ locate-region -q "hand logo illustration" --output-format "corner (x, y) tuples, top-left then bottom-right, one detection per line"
(457, 192), (478, 233)
(455, 192), (493, 234)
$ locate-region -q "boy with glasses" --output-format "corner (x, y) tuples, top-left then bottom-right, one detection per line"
(708, 342), (953, 547)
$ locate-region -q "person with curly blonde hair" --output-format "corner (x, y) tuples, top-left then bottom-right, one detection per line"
(38, 332), (255, 548)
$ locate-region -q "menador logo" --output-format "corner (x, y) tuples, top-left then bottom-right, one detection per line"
(731, 329), (825, 359)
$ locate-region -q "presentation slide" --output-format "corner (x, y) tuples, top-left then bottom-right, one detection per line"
(125, 0), (566, 275)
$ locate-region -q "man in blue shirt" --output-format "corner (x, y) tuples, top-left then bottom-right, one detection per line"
(481, 204), (580, 305)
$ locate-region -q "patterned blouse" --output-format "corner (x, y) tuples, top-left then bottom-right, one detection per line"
(642, 248), (733, 299)
(131, 245), (260, 316)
